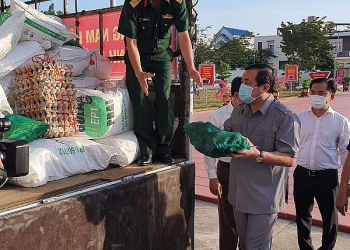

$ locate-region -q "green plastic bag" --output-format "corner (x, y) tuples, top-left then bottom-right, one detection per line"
(183, 121), (250, 158)
(4, 114), (50, 142)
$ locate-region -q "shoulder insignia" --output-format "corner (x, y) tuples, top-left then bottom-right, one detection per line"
(175, 0), (183, 3)
(130, 0), (142, 8)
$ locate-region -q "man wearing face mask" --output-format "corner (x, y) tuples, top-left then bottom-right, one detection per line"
(224, 64), (300, 250)
(294, 78), (350, 250)
(204, 77), (242, 250)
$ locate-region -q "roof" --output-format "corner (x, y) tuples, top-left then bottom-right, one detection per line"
(223, 26), (249, 36)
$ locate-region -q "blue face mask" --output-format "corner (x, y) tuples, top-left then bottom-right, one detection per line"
(238, 84), (256, 104)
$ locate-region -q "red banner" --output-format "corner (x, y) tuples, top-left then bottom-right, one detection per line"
(199, 64), (215, 86)
(337, 69), (345, 78)
(309, 71), (331, 80)
(62, 10), (178, 79)
(285, 65), (298, 81)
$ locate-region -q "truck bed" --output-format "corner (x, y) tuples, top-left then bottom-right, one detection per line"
(0, 159), (185, 212)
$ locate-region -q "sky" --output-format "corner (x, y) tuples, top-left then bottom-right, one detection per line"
(11, 0), (350, 36)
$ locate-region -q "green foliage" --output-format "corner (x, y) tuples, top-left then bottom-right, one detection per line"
(213, 37), (252, 69)
(343, 76), (350, 84)
(216, 61), (231, 80)
(194, 25), (214, 68)
(42, 3), (63, 16)
(278, 16), (335, 71)
(302, 78), (311, 88)
(316, 50), (335, 75)
(254, 49), (277, 64)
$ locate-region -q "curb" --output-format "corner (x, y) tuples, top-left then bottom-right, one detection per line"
(195, 194), (350, 234)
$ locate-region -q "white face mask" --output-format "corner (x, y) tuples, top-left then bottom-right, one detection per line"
(309, 95), (327, 109)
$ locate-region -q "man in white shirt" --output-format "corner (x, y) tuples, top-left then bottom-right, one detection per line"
(336, 141), (350, 216)
(294, 78), (350, 250)
(204, 77), (242, 250)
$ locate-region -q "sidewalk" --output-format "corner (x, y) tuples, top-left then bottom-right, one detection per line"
(193, 92), (350, 234)
(195, 200), (350, 250)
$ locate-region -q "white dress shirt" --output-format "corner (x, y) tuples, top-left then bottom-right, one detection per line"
(297, 106), (350, 170)
(204, 102), (234, 179)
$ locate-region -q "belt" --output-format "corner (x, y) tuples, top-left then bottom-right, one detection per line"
(218, 160), (230, 168)
(296, 165), (337, 177)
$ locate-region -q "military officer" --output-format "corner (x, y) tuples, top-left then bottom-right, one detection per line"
(118, 0), (202, 166)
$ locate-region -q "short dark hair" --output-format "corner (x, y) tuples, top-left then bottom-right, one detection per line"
(310, 78), (337, 94)
(244, 63), (275, 93)
(230, 77), (242, 96)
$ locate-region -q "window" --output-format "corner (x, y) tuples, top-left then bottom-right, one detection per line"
(331, 40), (343, 54)
(279, 61), (288, 70)
(258, 41), (262, 52)
(267, 40), (274, 53)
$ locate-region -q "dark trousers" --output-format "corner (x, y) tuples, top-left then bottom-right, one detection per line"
(125, 54), (174, 156)
(217, 161), (238, 250)
(293, 166), (338, 250)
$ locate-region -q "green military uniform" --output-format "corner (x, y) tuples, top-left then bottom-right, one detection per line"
(118, 0), (189, 157)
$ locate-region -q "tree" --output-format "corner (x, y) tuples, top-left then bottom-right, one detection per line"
(278, 16), (335, 71)
(216, 60), (231, 80)
(213, 36), (252, 69)
(42, 3), (63, 16)
(254, 48), (277, 64)
(317, 50), (336, 76)
(194, 25), (215, 68)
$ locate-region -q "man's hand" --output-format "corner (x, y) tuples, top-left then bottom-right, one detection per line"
(336, 191), (349, 216)
(135, 71), (155, 96)
(0, 159), (3, 169)
(230, 137), (259, 159)
(209, 178), (222, 198)
(189, 68), (203, 87)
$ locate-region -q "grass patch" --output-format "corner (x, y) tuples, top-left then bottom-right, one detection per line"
(193, 89), (224, 111)
(280, 90), (303, 98)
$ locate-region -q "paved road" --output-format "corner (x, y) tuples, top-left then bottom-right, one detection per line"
(195, 200), (350, 250)
(193, 92), (350, 249)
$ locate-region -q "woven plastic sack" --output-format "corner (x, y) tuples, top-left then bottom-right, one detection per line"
(183, 121), (250, 158)
(4, 114), (49, 142)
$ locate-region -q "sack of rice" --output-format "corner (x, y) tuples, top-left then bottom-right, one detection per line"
(10, 0), (78, 49)
(75, 87), (133, 139)
(0, 11), (25, 60)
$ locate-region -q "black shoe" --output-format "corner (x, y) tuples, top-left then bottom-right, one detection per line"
(157, 154), (174, 164)
(138, 155), (153, 166)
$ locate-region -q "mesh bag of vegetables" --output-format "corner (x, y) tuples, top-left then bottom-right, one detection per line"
(4, 114), (50, 142)
(183, 121), (250, 158)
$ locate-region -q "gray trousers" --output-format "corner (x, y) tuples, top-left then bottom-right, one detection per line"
(233, 211), (277, 250)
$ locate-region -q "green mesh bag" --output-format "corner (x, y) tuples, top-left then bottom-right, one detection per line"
(183, 121), (250, 158)
(4, 114), (50, 143)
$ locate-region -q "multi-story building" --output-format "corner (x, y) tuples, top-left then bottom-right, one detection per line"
(330, 29), (350, 77)
(212, 26), (251, 48)
(253, 35), (288, 71)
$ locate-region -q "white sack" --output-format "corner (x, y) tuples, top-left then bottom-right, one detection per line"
(74, 75), (106, 89)
(54, 46), (96, 76)
(85, 52), (113, 80)
(0, 85), (13, 117)
(10, 0), (78, 49)
(8, 137), (116, 187)
(76, 87), (134, 139)
(94, 130), (140, 167)
(0, 11), (25, 60)
(0, 41), (44, 79)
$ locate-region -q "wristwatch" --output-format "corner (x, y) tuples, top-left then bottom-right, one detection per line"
(256, 150), (264, 163)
